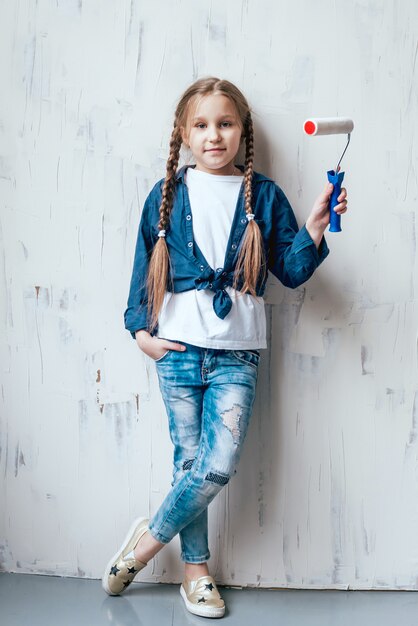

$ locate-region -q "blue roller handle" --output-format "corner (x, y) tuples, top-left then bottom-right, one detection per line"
(327, 169), (345, 232)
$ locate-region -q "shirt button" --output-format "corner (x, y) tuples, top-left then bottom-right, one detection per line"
(188, 241), (193, 248)
(231, 243), (237, 250)
(186, 215), (191, 220)
(241, 218), (246, 224)
(222, 271), (227, 276)
(199, 265), (205, 271)
(216, 268), (222, 273)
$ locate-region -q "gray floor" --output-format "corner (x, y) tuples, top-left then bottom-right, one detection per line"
(1, 573), (418, 625)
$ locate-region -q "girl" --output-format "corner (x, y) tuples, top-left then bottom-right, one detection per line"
(102, 77), (347, 618)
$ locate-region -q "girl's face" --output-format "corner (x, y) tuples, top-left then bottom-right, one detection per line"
(181, 93), (243, 175)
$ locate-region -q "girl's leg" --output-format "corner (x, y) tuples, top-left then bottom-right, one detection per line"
(144, 345), (259, 561)
(135, 344), (209, 566)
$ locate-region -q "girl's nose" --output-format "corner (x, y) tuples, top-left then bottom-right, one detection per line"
(208, 125), (221, 141)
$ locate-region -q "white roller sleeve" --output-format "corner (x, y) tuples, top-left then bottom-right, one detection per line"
(303, 117), (354, 135)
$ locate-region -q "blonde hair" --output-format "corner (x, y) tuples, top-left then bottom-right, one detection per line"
(147, 76), (266, 331)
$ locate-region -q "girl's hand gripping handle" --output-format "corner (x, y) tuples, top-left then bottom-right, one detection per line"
(327, 170), (345, 232)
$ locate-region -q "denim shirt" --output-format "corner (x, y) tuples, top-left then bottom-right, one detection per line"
(124, 164), (330, 338)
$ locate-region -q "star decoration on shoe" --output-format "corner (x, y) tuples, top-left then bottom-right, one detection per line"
(109, 565), (120, 576)
(204, 582), (214, 591)
(123, 580), (132, 588)
(197, 596), (206, 603)
(127, 566), (137, 574)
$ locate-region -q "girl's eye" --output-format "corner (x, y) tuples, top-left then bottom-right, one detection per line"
(194, 122), (233, 129)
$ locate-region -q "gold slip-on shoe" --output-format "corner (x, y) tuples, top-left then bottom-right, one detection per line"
(180, 575), (225, 618)
(102, 516), (149, 595)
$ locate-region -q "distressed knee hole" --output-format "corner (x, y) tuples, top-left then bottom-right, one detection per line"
(220, 403), (244, 445)
(205, 471), (230, 486)
(182, 458), (194, 470)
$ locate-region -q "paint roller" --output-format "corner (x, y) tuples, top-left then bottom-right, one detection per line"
(303, 117), (354, 232)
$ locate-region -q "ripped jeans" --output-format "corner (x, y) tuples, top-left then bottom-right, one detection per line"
(147, 340), (259, 563)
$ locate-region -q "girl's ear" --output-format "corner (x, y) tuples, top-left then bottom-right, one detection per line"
(180, 126), (189, 148)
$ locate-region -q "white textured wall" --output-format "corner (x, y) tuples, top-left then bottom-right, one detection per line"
(1, 0), (417, 589)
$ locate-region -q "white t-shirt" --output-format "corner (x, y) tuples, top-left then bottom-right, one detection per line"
(156, 166), (267, 349)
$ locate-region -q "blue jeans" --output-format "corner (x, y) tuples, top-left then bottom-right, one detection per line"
(147, 341), (260, 563)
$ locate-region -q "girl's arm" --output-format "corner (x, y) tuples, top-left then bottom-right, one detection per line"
(124, 191), (157, 339)
(268, 184), (333, 289)
(123, 184), (186, 360)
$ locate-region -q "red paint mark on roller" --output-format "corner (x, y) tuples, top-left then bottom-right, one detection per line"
(35, 286), (40, 298)
(304, 120), (316, 135)
(96, 369), (101, 383)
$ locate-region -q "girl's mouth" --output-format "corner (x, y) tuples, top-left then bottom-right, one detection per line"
(205, 148), (225, 152)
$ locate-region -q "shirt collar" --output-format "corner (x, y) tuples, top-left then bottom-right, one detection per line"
(175, 164), (274, 184)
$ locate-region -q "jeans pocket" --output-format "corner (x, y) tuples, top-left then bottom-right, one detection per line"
(231, 350), (260, 369)
(154, 350), (171, 363)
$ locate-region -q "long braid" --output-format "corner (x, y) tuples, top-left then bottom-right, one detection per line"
(147, 123), (182, 330)
(158, 123), (183, 231)
(233, 113), (266, 294)
(243, 113), (255, 214)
